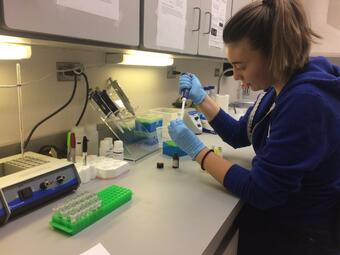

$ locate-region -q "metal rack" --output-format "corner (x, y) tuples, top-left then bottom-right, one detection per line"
(89, 79), (160, 161)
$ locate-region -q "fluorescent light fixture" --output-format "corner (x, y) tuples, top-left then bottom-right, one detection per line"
(0, 35), (28, 44)
(0, 43), (32, 60)
(117, 51), (174, 66)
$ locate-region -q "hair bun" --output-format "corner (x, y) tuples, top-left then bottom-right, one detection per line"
(263, 0), (274, 7)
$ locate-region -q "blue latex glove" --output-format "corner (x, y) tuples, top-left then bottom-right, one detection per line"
(168, 119), (206, 159)
(179, 73), (207, 105)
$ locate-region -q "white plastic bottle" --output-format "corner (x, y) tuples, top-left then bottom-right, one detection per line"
(85, 124), (99, 156)
(99, 138), (114, 157)
(113, 140), (124, 160)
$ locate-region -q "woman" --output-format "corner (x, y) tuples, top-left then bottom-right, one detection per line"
(168, 0), (340, 254)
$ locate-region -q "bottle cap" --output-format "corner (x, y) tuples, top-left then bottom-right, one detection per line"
(104, 137), (113, 144)
(156, 162), (164, 169)
(113, 140), (124, 152)
(172, 153), (179, 160)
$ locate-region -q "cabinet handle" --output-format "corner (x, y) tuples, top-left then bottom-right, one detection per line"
(203, 11), (212, 34)
(192, 7), (201, 32)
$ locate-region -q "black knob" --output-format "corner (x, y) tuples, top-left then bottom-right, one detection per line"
(56, 176), (65, 184)
(18, 187), (33, 201)
(40, 181), (49, 190)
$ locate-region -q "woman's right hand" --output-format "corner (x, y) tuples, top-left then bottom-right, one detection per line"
(179, 73), (207, 105)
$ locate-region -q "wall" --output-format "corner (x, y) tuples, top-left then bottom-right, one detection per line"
(329, 58), (340, 66)
(0, 45), (241, 147)
(1, 43), (339, 149)
(301, 0), (340, 56)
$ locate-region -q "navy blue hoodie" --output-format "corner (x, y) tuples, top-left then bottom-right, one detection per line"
(210, 56), (340, 226)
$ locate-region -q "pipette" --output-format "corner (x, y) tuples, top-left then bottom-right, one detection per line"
(180, 89), (189, 119)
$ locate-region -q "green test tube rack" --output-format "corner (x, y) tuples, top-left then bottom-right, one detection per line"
(50, 185), (132, 235)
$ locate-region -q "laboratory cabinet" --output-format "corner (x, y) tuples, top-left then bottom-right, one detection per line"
(0, 0), (256, 59)
(142, 0), (232, 58)
(301, 0), (340, 56)
(197, 0), (233, 58)
(142, 0), (201, 55)
(0, 0), (139, 47)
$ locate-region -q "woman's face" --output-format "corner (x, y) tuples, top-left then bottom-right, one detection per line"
(226, 39), (274, 91)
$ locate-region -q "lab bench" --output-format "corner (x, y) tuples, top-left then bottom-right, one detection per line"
(0, 134), (254, 255)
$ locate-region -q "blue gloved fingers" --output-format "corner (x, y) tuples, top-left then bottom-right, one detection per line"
(169, 119), (176, 128)
(179, 76), (192, 94)
(169, 119), (183, 128)
(168, 119), (186, 138)
(168, 120), (183, 139)
(168, 121), (182, 142)
(179, 73), (206, 105)
(179, 81), (192, 89)
(179, 76), (191, 83)
(179, 73), (193, 79)
(179, 74), (192, 80)
(179, 75), (192, 84)
(179, 79), (192, 89)
(180, 73), (192, 79)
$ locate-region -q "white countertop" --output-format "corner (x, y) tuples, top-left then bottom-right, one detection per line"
(0, 134), (255, 255)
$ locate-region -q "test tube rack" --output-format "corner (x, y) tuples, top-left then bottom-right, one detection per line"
(50, 185), (132, 235)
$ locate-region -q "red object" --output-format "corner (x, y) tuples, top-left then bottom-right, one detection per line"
(70, 133), (76, 148)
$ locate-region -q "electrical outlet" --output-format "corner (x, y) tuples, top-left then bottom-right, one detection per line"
(167, 66), (177, 79)
(56, 62), (83, 81)
(214, 68), (220, 77)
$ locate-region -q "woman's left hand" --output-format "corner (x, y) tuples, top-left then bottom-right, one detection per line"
(168, 119), (206, 159)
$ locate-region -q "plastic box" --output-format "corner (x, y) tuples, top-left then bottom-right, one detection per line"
(162, 140), (187, 157)
(135, 114), (163, 133)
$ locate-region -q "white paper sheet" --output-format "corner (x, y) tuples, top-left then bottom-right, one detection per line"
(80, 243), (111, 255)
(57, 0), (119, 21)
(156, 0), (187, 50)
(209, 0), (228, 49)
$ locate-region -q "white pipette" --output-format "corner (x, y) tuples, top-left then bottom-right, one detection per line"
(180, 89), (189, 119)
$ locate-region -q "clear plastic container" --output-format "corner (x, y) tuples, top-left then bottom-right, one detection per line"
(149, 108), (181, 141)
(149, 108), (181, 126)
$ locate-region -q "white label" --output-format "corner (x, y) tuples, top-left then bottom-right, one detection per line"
(156, 0), (187, 50)
(209, 0), (228, 49)
(80, 243), (111, 255)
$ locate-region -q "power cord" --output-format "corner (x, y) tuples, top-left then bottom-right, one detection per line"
(24, 74), (78, 149)
(0, 64), (97, 89)
(217, 65), (234, 94)
(75, 72), (89, 126)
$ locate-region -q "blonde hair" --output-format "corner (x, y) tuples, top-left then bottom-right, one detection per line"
(223, 0), (321, 83)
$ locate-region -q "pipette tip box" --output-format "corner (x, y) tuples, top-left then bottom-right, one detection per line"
(162, 140), (187, 157)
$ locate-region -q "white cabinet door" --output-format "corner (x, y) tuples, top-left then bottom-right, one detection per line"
(301, 0), (340, 56)
(231, 0), (252, 15)
(198, 0), (232, 58)
(143, 0), (200, 54)
(2, 0), (139, 46)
